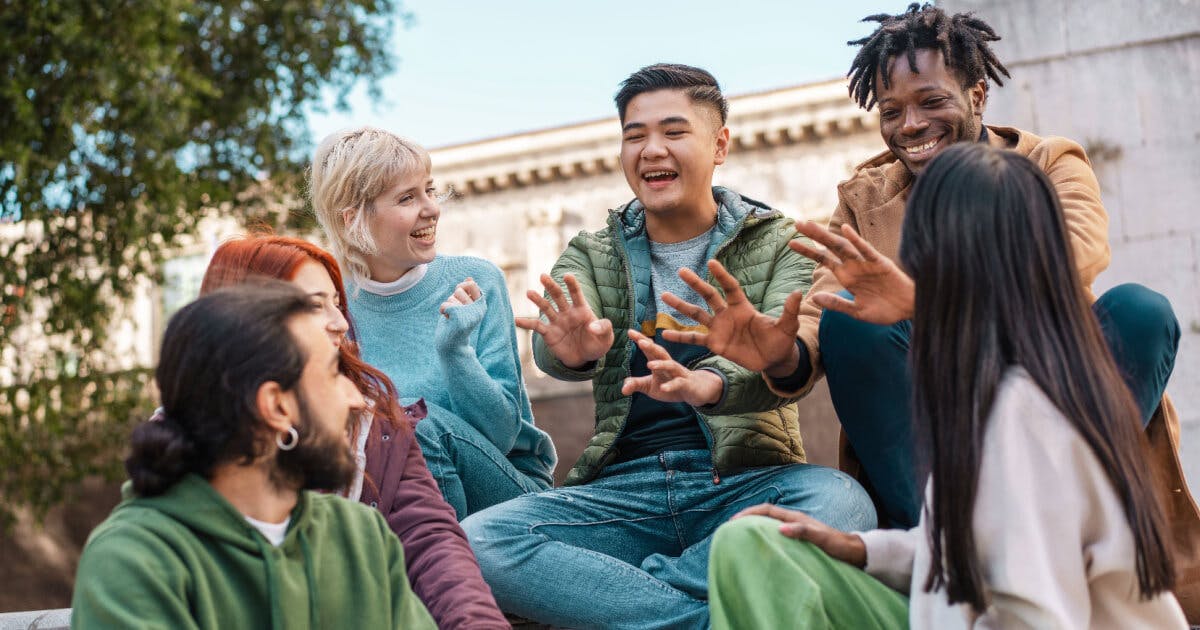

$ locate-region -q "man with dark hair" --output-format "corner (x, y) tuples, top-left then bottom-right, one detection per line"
(72, 283), (436, 629)
(658, 0), (1187, 538)
(457, 63), (875, 630)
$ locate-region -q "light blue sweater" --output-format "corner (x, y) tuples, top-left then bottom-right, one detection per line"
(348, 255), (556, 484)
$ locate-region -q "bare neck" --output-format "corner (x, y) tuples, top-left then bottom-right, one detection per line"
(364, 260), (416, 285)
(208, 462), (298, 524)
(644, 197), (718, 244)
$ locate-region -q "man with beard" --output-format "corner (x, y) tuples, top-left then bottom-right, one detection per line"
(72, 282), (436, 629)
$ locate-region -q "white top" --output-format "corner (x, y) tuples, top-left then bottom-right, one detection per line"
(244, 514), (291, 547)
(858, 368), (1187, 630)
(355, 263), (429, 296)
(342, 410), (374, 503)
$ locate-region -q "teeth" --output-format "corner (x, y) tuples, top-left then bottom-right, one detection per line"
(411, 225), (436, 239)
(905, 139), (939, 154)
(643, 170), (677, 179)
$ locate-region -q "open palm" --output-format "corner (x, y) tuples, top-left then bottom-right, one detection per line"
(792, 221), (915, 325)
(516, 273), (614, 369)
(661, 260), (802, 377)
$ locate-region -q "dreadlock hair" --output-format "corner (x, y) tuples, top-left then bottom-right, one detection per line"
(846, 3), (1011, 110)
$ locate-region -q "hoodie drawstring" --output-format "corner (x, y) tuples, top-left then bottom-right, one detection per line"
(255, 536), (284, 630)
(300, 530), (319, 627)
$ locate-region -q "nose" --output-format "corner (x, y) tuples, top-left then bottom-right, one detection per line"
(900, 106), (928, 136)
(420, 194), (441, 219)
(641, 133), (668, 160)
(327, 304), (349, 338)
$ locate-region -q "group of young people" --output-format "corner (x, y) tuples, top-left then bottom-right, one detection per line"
(70, 4), (1197, 629)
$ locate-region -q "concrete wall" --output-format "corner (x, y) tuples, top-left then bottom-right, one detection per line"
(940, 0), (1200, 488)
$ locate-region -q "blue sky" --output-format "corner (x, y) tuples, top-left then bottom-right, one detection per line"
(307, 1), (896, 148)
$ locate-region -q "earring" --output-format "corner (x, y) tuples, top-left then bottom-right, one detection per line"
(276, 426), (299, 451)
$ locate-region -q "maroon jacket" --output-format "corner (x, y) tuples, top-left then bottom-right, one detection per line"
(362, 401), (508, 629)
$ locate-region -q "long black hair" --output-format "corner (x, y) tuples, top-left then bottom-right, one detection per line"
(899, 142), (1173, 610)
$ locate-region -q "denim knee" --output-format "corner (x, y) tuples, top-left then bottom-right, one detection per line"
(1097, 283), (1181, 357)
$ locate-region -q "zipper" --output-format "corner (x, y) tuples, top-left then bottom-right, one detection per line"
(580, 212), (640, 484)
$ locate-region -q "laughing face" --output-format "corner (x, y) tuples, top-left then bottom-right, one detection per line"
(363, 169), (441, 282)
(876, 48), (986, 175)
(620, 89), (729, 217)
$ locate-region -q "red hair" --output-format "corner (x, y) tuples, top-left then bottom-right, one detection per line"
(200, 233), (409, 446)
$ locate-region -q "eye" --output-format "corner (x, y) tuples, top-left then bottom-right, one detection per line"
(665, 130), (686, 137)
(425, 186), (437, 196)
(398, 194), (414, 204)
(880, 108), (899, 120)
(923, 97), (948, 107)
(624, 133), (645, 142)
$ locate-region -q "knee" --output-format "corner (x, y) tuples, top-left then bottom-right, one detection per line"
(806, 469), (878, 532)
(1099, 284), (1181, 353)
(819, 294), (908, 367)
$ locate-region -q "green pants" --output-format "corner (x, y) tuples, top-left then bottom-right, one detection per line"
(708, 516), (909, 629)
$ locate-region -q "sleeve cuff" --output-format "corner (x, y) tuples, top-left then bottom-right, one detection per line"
(694, 367), (729, 412)
(765, 339), (813, 392)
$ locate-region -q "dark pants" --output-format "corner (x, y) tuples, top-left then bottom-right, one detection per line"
(820, 283), (1181, 528)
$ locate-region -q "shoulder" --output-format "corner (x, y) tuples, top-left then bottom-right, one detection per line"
(984, 368), (1082, 464)
(306, 492), (393, 538)
(838, 148), (911, 211)
(79, 505), (192, 573)
(993, 125), (1091, 169)
(437, 254), (504, 282)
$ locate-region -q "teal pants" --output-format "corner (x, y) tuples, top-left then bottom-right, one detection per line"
(709, 516), (909, 629)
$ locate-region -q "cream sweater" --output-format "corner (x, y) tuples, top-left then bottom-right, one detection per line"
(859, 368), (1186, 629)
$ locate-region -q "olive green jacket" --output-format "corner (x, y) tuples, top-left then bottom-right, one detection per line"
(533, 187), (812, 485)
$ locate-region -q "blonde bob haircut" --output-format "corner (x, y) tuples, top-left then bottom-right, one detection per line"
(309, 127), (432, 283)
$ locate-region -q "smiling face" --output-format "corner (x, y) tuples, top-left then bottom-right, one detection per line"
(290, 261), (348, 349)
(361, 169), (441, 283)
(620, 89), (730, 218)
(876, 48), (986, 175)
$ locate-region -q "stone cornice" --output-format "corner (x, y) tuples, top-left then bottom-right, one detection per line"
(430, 78), (877, 196)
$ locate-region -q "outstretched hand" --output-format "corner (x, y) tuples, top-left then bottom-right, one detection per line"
(733, 503), (866, 568)
(515, 273), (614, 369)
(660, 259), (803, 378)
(791, 221), (915, 325)
(621, 329), (723, 407)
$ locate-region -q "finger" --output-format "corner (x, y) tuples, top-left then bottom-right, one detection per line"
(453, 287), (472, 304)
(542, 274), (570, 312)
(589, 318), (614, 342)
(526, 290), (559, 322)
(661, 291), (713, 327)
(733, 503), (802, 523)
(661, 329), (710, 347)
(646, 360), (686, 381)
(789, 239), (844, 268)
(810, 292), (859, 316)
(707, 260), (748, 306)
(839, 224), (885, 263)
(799, 222), (861, 262)
(677, 267), (726, 311)
(775, 289), (804, 337)
(629, 330), (673, 362)
(621, 375), (654, 397)
(564, 274), (590, 312)
(463, 277), (482, 300)
(514, 317), (547, 334)
(439, 302), (451, 317)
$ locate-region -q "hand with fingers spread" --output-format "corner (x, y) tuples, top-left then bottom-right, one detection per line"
(791, 220), (915, 325)
(621, 329), (724, 407)
(439, 277), (483, 317)
(733, 503), (867, 568)
(660, 259), (804, 378)
(515, 273), (614, 370)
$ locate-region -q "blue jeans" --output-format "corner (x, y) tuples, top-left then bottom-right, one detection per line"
(821, 282), (1181, 528)
(460, 449), (876, 629)
(415, 401), (551, 520)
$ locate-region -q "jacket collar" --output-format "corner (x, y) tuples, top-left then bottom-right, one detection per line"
(608, 186), (781, 245)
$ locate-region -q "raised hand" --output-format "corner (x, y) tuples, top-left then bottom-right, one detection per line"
(439, 277), (482, 317)
(733, 503), (866, 568)
(660, 259), (803, 378)
(621, 329), (723, 407)
(515, 273), (614, 369)
(791, 221), (915, 325)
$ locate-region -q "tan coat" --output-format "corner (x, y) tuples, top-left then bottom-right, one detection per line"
(786, 126), (1200, 621)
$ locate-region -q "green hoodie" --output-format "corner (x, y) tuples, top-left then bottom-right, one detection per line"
(72, 474), (436, 630)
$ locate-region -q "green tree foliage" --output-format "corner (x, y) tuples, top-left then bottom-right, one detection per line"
(0, 0), (402, 521)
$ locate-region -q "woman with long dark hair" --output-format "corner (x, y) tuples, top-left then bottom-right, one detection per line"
(199, 234), (509, 628)
(707, 143), (1185, 628)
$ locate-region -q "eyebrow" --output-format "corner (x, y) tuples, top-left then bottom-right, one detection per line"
(622, 116), (693, 133)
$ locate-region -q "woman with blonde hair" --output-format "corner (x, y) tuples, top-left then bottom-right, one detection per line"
(310, 127), (556, 519)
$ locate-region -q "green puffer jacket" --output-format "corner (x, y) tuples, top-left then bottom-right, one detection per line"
(534, 187), (813, 485)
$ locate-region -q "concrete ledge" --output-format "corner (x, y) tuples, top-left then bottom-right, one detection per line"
(0, 609), (71, 630)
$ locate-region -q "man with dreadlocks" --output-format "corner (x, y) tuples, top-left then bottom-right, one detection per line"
(657, 1), (1189, 531)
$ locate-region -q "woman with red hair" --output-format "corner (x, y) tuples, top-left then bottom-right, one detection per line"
(200, 233), (508, 629)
